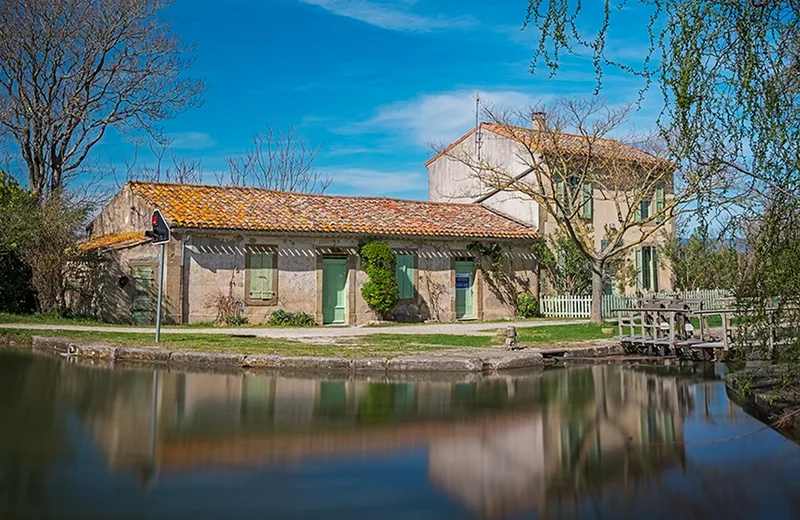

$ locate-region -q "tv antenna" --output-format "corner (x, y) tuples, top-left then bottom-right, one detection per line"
(475, 91), (483, 160)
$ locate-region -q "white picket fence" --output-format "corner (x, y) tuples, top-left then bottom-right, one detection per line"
(539, 294), (593, 318)
(539, 289), (732, 319)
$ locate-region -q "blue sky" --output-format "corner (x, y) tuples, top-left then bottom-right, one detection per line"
(94, 0), (663, 200)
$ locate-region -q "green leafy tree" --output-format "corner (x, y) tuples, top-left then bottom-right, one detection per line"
(660, 228), (739, 291)
(359, 241), (398, 318)
(735, 198), (800, 373)
(0, 171), (36, 312)
(0, 171), (92, 313)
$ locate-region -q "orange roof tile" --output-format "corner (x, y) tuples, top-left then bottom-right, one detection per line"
(127, 182), (537, 240)
(78, 231), (149, 251)
(425, 122), (665, 166)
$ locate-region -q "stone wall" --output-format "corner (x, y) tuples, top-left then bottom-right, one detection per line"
(178, 233), (538, 325)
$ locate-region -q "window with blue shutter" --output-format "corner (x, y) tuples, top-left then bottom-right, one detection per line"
(247, 250), (275, 301)
(396, 254), (415, 299)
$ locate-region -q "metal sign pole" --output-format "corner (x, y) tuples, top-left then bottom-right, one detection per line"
(155, 242), (166, 343)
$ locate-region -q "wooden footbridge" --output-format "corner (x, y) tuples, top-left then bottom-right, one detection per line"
(612, 296), (800, 361)
(613, 308), (730, 361)
(611, 296), (740, 361)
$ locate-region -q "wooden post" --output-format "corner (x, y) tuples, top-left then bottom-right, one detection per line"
(669, 312), (676, 356)
(722, 311), (731, 355)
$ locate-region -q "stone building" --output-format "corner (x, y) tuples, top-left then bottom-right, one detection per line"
(78, 181), (538, 325)
(427, 122), (676, 293)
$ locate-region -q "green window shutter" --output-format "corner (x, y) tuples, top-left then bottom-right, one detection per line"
(262, 253), (274, 298)
(650, 248), (659, 292)
(553, 176), (565, 217)
(248, 252), (274, 300)
(655, 183), (665, 223)
(635, 248), (643, 290)
(638, 200), (650, 221)
(581, 182), (593, 220)
(396, 254), (414, 299)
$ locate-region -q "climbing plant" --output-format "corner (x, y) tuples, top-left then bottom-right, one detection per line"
(359, 240), (398, 317)
(468, 241), (531, 313)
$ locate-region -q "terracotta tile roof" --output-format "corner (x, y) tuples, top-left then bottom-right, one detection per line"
(78, 231), (149, 251)
(425, 122), (666, 166)
(127, 182), (538, 240)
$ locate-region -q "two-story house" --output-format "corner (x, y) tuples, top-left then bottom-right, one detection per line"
(426, 119), (674, 294)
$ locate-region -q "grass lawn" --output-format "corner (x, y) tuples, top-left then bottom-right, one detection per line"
(0, 312), (113, 326)
(0, 329), (496, 358)
(0, 312), (316, 329)
(362, 317), (583, 328)
(512, 323), (616, 345)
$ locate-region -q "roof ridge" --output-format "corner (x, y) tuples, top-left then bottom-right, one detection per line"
(127, 180), (485, 208)
(425, 122), (663, 166)
(482, 122), (648, 147)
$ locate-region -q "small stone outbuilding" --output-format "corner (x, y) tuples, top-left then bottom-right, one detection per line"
(77, 181), (539, 325)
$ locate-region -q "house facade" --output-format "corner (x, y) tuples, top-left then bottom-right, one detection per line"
(78, 182), (538, 325)
(426, 122), (675, 294)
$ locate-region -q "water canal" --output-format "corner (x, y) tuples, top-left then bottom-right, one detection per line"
(2, 350), (800, 519)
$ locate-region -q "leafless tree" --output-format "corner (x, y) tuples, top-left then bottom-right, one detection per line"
(438, 98), (742, 323)
(0, 0), (204, 201)
(120, 135), (202, 184)
(225, 124), (331, 193)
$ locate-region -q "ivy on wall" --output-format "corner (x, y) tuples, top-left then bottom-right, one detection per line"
(468, 241), (534, 315)
(359, 240), (398, 317)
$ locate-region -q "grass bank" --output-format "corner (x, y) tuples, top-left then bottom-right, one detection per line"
(0, 322), (612, 358)
(0, 329), (495, 358)
(512, 323), (616, 344)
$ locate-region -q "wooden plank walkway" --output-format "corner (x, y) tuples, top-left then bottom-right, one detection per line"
(612, 302), (799, 361)
(612, 305), (734, 361)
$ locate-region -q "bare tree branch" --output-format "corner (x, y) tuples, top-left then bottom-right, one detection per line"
(436, 97), (745, 322)
(226, 124), (332, 193)
(0, 0), (205, 201)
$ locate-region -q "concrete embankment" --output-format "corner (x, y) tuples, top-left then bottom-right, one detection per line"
(13, 335), (625, 374)
(726, 366), (800, 439)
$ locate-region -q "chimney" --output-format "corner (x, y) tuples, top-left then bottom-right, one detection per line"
(531, 111), (547, 132)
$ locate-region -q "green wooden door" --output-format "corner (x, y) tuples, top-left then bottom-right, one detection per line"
(322, 258), (347, 324)
(131, 265), (154, 325)
(455, 260), (475, 319)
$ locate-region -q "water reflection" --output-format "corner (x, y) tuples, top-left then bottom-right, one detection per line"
(1, 350), (799, 519)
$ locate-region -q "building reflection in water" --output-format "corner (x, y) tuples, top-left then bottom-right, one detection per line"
(73, 363), (697, 517)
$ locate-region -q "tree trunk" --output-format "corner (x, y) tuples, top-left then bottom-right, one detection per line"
(590, 259), (604, 324)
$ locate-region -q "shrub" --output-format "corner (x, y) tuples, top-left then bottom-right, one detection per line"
(207, 288), (248, 326)
(268, 309), (316, 327)
(359, 240), (397, 317)
(516, 293), (540, 318)
(222, 314), (249, 326)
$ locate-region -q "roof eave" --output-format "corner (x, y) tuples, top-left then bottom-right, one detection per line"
(172, 226), (536, 242)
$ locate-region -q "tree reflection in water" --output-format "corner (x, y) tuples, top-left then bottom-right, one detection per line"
(0, 352), (70, 519)
(1, 351), (798, 519)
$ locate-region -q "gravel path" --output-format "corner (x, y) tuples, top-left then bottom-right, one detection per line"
(0, 319), (586, 339)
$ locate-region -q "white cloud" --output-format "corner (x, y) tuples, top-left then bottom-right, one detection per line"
(299, 0), (475, 32)
(326, 167), (427, 197)
(167, 131), (217, 150)
(349, 89), (543, 147)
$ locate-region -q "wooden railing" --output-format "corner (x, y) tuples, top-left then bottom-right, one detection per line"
(538, 289), (732, 319)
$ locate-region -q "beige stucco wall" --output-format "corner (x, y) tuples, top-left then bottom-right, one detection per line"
(88, 184), (153, 236)
(180, 233), (538, 325)
(428, 131), (542, 229)
(428, 131), (675, 294)
(79, 184), (538, 325)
